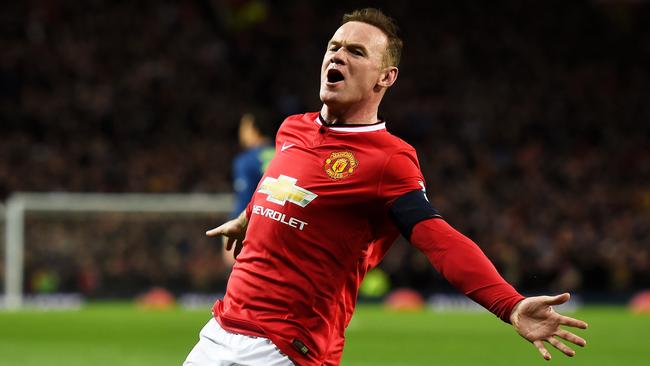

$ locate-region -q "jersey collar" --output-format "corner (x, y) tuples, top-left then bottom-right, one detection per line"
(315, 114), (386, 132)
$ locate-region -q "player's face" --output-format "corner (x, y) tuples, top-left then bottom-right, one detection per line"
(319, 21), (390, 110)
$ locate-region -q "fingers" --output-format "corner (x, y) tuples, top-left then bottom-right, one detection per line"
(548, 337), (575, 357)
(225, 237), (235, 251)
(543, 292), (570, 306)
(555, 329), (586, 347)
(558, 314), (589, 329)
(234, 241), (243, 259)
(533, 340), (551, 361)
(206, 225), (224, 237)
(533, 331), (586, 361)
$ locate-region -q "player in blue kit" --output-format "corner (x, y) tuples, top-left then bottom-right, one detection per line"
(230, 111), (276, 219)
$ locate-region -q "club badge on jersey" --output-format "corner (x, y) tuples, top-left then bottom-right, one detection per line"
(323, 151), (358, 180)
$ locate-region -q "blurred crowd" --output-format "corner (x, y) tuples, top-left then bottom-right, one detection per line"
(1, 0), (649, 297)
(22, 213), (229, 297)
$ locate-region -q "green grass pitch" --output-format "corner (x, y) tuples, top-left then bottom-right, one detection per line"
(0, 304), (647, 365)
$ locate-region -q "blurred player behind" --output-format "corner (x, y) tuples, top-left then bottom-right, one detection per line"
(222, 110), (276, 266)
(230, 110), (276, 219)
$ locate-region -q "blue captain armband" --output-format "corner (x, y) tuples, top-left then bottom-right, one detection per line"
(389, 189), (443, 239)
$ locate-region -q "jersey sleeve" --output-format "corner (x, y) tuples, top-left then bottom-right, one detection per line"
(378, 149), (426, 207)
(410, 218), (525, 322)
(380, 149), (443, 238)
(380, 148), (524, 322)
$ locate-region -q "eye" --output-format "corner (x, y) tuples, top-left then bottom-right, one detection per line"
(328, 45), (340, 52)
(352, 49), (364, 56)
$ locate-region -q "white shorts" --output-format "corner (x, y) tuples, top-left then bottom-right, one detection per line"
(183, 318), (295, 366)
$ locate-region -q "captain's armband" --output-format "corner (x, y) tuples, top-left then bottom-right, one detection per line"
(389, 189), (442, 239)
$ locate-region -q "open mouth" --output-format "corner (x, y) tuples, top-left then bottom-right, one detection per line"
(326, 68), (345, 83)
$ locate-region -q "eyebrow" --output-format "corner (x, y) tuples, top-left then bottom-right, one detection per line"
(327, 40), (369, 54)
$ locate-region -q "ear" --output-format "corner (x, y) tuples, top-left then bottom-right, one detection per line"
(377, 66), (399, 88)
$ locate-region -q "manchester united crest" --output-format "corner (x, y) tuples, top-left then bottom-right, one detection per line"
(324, 151), (358, 180)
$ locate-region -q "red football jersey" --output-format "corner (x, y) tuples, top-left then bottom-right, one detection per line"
(213, 112), (425, 365)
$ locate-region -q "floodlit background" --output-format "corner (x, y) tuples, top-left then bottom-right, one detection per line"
(0, 0), (649, 365)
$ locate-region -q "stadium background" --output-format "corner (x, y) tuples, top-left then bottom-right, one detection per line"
(0, 0), (649, 365)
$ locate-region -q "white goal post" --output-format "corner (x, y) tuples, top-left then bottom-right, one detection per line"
(2, 192), (233, 310)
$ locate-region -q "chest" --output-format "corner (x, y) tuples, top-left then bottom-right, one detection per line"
(262, 129), (387, 210)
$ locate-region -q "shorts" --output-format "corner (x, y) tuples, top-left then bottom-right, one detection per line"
(183, 318), (295, 366)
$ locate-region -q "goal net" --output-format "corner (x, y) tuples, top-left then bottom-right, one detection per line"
(2, 193), (234, 309)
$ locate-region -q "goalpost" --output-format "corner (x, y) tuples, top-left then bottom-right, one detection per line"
(2, 192), (233, 310)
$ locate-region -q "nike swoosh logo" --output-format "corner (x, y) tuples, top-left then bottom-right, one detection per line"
(281, 142), (295, 152)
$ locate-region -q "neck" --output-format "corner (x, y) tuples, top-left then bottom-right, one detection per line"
(320, 103), (379, 125)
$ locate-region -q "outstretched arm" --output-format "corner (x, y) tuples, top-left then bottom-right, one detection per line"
(409, 217), (524, 322)
(409, 218), (588, 360)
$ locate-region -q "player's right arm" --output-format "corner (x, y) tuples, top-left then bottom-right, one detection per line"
(216, 118), (285, 265)
(207, 208), (248, 263)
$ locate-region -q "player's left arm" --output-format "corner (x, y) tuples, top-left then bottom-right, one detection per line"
(381, 150), (587, 360)
(390, 195), (588, 360)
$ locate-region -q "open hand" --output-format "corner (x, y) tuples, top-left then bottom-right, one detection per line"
(510, 293), (588, 360)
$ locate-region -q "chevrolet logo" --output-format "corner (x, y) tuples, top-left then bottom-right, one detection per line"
(258, 175), (317, 207)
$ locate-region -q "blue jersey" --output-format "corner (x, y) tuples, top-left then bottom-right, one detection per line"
(231, 144), (275, 218)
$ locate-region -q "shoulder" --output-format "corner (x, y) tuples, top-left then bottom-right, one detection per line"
(276, 112), (318, 136)
(371, 129), (423, 178)
(280, 112), (319, 127)
(376, 129), (418, 159)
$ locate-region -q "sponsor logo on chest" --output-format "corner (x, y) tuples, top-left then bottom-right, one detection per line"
(254, 174), (314, 230)
(251, 205), (308, 230)
(257, 175), (317, 207)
